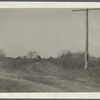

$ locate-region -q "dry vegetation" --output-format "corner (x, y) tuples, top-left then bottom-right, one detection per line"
(0, 50), (100, 92)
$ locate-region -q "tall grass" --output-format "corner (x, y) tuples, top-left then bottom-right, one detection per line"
(0, 51), (100, 74)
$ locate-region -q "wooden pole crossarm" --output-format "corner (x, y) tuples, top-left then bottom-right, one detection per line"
(72, 8), (100, 70)
(72, 8), (100, 12)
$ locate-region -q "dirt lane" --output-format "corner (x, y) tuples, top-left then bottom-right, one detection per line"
(0, 71), (100, 92)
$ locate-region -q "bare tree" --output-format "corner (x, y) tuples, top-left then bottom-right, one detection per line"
(0, 49), (6, 58)
(27, 51), (38, 59)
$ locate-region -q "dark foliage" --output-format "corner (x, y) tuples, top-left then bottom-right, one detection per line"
(0, 51), (100, 75)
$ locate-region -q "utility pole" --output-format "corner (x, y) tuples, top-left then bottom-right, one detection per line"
(72, 8), (100, 70)
(85, 8), (88, 70)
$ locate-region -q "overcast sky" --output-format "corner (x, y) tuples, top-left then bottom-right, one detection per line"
(0, 8), (100, 58)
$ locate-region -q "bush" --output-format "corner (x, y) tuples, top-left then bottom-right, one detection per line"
(55, 51), (86, 70)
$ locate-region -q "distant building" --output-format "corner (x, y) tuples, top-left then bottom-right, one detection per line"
(36, 55), (41, 60)
(48, 57), (54, 60)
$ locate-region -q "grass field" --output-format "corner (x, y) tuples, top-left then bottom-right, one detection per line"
(0, 60), (100, 92)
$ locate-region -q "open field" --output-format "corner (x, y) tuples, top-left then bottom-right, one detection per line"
(0, 60), (100, 92)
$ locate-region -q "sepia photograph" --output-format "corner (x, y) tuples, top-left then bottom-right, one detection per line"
(0, 3), (100, 93)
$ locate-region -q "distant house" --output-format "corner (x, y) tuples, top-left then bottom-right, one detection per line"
(36, 55), (41, 60)
(48, 57), (54, 60)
